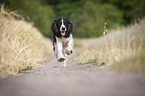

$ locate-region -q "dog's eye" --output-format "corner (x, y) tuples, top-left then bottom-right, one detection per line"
(60, 22), (62, 25)
(64, 22), (65, 25)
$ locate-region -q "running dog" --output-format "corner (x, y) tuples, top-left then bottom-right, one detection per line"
(51, 17), (74, 67)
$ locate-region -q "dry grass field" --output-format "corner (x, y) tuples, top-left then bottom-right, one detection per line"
(0, 5), (53, 78)
(0, 5), (145, 78)
(74, 18), (145, 73)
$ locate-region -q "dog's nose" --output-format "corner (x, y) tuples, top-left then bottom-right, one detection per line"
(62, 27), (65, 30)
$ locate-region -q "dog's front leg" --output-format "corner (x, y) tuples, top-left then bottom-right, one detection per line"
(56, 37), (65, 62)
(65, 34), (74, 55)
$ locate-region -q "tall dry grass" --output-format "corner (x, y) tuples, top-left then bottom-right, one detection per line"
(74, 18), (145, 73)
(0, 5), (53, 78)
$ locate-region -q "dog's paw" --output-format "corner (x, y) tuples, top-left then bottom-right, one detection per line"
(65, 49), (73, 55)
(58, 58), (65, 62)
(62, 64), (66, 67)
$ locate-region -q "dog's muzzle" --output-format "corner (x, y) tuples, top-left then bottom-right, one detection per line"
(60, 26), (66, 36)
(62, 27), (65, 31)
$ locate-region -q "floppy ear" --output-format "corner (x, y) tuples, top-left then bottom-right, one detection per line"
(51, 19), (58, 33)
(68, 20), (73, 33)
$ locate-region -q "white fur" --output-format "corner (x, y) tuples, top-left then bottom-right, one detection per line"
(54, 34), (74, 67)
(60, 19), (66, 31)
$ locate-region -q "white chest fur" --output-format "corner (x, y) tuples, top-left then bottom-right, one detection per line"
(54, 34), (74, 67)
(55, 34), (74, 57)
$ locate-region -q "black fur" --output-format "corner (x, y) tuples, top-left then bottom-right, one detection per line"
(51, 17), (73, 43)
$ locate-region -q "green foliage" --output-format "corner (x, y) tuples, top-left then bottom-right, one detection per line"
(103, 0), (145, 23)
(101, 4), (124, 28)
(73, 2), (104, 38)
(56, 1), (124, 38)
(1, 0), (145, 38)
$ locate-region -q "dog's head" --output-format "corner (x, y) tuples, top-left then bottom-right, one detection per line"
(51, 18), (73, 37)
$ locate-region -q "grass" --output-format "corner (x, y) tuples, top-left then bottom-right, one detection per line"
(0, 5), (144, 78)
(0, 5), (53, 78)
(110, 49), (145, 74)
(74, 18), (145, 74)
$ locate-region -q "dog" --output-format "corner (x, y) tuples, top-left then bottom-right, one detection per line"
(51, 17), (74, 67)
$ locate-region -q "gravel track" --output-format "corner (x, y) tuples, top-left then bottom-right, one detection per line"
(0, 57), (145, 96)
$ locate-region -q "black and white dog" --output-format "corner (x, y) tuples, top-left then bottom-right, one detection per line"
(51, 17), (74, 67)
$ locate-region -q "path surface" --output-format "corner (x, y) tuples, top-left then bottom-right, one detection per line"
(0, 57), (145, 96)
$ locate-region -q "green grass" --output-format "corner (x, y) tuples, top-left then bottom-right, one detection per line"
(74, 18), (145, 74)
(0, 5), (53, 78)
(18, 66), (32, 73)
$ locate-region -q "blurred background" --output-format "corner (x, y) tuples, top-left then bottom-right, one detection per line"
(0, 0), (145, 38)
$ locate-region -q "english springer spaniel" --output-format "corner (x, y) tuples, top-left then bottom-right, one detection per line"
(51, 17), (74, 67)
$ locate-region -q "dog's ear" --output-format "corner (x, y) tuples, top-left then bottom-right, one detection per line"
(51, 19), (58, 33)
(68, 20), (73, 33)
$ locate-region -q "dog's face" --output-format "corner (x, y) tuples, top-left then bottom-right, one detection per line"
(51, 18), (73, 37)
(57, 18), (67, 36)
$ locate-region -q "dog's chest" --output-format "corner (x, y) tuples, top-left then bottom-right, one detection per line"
(60, 37), (70, 45)
(55, 34), (73, 47)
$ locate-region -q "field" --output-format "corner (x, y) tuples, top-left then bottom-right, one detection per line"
(0, 5), (145, 78)
(0, 6), (53, 78)
(74, 18), (145, 73)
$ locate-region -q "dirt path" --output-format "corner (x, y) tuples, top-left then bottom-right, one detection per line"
(0, 57), (145, 96)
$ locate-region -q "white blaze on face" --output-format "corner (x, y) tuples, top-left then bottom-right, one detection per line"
(60, 18), (66, 36)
